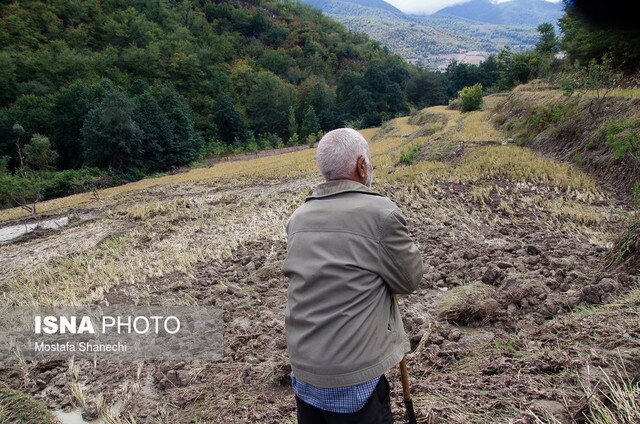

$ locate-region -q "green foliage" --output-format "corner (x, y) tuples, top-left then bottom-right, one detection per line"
(399, 143), (421, 164)
(525, 104), (567, 135)
(337, 56), (411, 127)
(603, 118), (640, 160)
(535, 23), (559, 54)
(406, 70), (447, 108)
(288, 133), (300, 146)
(459, 84), (484, 112)
(199, 139), (229, 158)
(0, 156), (9, 175)
(246, 71), (296, 140)
(40, 167), (103, 199)
(560, 3), (640, 73)
(559, 56), (617, 100)
(209, 92), (248, 146)
(258, 133), (284, 149)
(300, 105), (321, 142)
(24, 134), (58, 170)
(81, 90), (143, 171)
(444, 57), (500, 98)
(287, 106), (298, 139)
(0, 173), (41, 209)
(496, 47), (542, 89)
(0, 0), (397, 188)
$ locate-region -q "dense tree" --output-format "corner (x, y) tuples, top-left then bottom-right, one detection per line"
(50, 80), (109, 169)
(444, 60), (482, 97)
(81, 90), (143, 172)
(134, 92), (169, 171)
(245, 71), (296, 140)
(0, 0), (396, 181)
(0, 52), (17, 107)
(298, 80), (337, 131)
(209, 92), (248, 146)
(154, 84), (202, 167)
(406, 70), (447, 108)
(496, 47), (541, 89)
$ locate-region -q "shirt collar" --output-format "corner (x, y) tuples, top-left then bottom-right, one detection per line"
(305, 179), (382, 202)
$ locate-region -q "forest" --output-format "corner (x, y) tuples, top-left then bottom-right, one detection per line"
(1, 0), (639, 209)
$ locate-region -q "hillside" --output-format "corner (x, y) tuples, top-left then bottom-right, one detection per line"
(437, 0), (564, 26)
(303, 0), (403, 15)
(0, 90), (638, 422)
(0, 0), (408, 189)
(300, 0), (542, 69)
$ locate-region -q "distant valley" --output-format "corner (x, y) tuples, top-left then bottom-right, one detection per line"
(301, 0), (564, 69)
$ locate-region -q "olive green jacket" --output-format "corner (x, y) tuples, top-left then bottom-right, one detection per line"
(283, 179), (423, 387)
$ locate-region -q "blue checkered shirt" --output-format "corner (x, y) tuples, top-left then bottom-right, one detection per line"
(291, 374), (381, 413)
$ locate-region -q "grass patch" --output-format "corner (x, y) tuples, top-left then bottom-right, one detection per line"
(583, 367), (640, 424)
(398, 143), (421, 165)
(602, 117), (640, 159)
(0, 383), (58, 424)
(435, 282), (500, 325)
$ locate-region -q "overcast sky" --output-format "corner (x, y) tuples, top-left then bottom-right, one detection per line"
(385, 0), (562, 15)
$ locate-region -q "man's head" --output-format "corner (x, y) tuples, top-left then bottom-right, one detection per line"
(316, 128), (373, 187)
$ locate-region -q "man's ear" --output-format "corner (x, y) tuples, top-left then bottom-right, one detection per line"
(356, 155), (367, 181)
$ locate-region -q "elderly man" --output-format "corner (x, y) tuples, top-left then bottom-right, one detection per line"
(283, 128), (423, 423)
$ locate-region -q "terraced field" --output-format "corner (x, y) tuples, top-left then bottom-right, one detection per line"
(1, 95), (638, 423)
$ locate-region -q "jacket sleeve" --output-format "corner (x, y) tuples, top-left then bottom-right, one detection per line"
(378, 208), (424, 294)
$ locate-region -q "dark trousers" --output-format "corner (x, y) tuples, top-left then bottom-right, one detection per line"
(295, 375), (394, 424)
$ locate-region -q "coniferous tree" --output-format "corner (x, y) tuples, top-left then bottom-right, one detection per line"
(154, 84), (202, 167)
(135, 92), (169, 171)
(536, 23), (559, 54)
(210, 92), (248, 146)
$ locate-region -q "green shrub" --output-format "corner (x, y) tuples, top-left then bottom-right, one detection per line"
(199, 139), (229, 158)
(603, 118), (640, 159)
(0, 168), (107, 210)
(459, 84), (484, 112)
(40, 167), (103, 199)
(260, 132), (284, 149)
(399, 143), (421, 164)
(526, 104), (567, 135)
(0, 174), (41, 209)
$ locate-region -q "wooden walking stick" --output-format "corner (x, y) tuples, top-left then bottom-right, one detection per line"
(394, 295), (417, 424)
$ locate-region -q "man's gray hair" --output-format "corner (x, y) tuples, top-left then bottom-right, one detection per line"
(316, 128), (372, 181)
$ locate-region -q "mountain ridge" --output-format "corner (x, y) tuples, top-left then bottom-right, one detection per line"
(436, 0), (563, 26)
(300, 0), (542, 69)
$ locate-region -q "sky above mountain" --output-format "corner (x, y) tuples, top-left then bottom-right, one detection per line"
(386, 0), (561, 15)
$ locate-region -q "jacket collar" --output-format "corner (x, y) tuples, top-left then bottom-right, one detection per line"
(305, 179), (382, 202)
